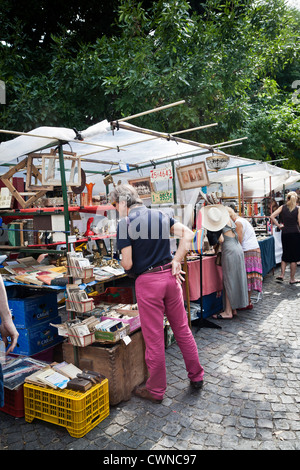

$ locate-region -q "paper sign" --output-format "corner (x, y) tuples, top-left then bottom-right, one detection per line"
(150, 166), (173, 182)
(151, 190), (174, 204)
(122, 335), (132, 346)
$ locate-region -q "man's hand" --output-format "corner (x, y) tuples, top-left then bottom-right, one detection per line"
(172, 259), (185, 284)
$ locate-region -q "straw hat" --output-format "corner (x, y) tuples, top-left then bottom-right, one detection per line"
(200, 204), (230, 231)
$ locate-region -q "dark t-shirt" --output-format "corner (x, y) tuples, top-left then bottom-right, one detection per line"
(117, 205), (176, 275)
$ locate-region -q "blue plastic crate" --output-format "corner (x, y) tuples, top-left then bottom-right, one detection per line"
(7, 290), (58, 329)
(5, 316), (63, 356)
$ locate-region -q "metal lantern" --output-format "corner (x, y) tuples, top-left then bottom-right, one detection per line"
(206, 153), (230, 171)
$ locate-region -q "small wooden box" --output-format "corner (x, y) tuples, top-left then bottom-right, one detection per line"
(62, 330), (148, 406)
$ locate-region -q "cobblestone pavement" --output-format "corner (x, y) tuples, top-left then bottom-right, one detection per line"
(1, 266), (300, 451)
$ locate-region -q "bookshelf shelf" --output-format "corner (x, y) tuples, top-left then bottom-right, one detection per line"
(0, 204), (114, 218)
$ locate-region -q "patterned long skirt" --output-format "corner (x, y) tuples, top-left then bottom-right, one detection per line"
(244, 249), (263, 292)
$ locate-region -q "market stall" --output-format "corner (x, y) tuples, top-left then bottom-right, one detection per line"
(0, 100), (299, 437)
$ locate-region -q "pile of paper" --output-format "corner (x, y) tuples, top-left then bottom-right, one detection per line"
(93, 265), (125, 281)
(51, 316), (100, 347)
(66, 284), (95, 313)
(67, 252), (94, 279)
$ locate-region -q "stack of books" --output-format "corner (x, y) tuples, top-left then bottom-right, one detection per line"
(4, 257), (67, 286)
(25, 362), (105, 392)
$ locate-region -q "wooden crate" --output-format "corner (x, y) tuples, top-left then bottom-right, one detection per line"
(62, 330), (148, 406)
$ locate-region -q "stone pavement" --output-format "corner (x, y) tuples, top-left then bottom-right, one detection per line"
(1, 265), (300, 451)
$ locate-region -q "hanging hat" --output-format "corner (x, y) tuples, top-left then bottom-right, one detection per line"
(206, 192), (220, 205)
(200, 204), (229, 231)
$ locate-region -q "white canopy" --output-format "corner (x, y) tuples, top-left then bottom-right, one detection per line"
(0, 119), (299, 198)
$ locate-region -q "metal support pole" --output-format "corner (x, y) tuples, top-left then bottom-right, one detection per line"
(58, 144), (79, 366)
(237, 167), (241, 215)
(58, 144), (70, 246)
(171, 160), (177, 204)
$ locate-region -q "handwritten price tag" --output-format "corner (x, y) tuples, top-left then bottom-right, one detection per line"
(151, 190), (174, 204)
(150, 166), (173, 182)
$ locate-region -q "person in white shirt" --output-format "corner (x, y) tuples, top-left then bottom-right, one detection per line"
(227, 207), (263, 309)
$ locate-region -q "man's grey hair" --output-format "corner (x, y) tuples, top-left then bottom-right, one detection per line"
(109, 184), (143, 207)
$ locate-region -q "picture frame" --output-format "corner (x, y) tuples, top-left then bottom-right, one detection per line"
(128, 177), (154, 199)
(42, 154), (81, 187)
(176, 162), (209, 190)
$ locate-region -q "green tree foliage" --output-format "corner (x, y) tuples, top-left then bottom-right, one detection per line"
(0, 0), (299, 170)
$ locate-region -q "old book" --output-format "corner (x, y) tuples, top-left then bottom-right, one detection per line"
(82, 370), (105, 382)
(77, 373), (97, 384)
(42, 371), (69, 389)
(47, 266), (67, 274)
(14, 274), (44, 286)
(67, 377), (92, 392)
(52, 363), (82, 379)
(17, 257), (37, 265)
(25, 367), (69, 389)
(25, 366), (52, 388)
(36, 270), (63, 285)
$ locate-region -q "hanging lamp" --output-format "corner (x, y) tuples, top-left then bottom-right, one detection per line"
(206, 152), (230, 171)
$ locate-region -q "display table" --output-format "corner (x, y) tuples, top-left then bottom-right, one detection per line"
(182, 255), (223, 302)
(258, 236), (276, 277)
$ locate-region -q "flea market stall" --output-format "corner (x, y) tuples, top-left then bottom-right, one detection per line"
(0, 100), (299, 436)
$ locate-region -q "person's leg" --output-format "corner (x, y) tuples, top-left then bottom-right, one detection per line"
(0, 364), (4, 408)
(163, 272), (204, 383)
(289, 262), (300, 283)
(281, 260), (287, 279)
(213, 290), (234, 319)
(135, 274), (167, 400)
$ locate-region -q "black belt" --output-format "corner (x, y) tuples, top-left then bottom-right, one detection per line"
(142, 260), (172, 274)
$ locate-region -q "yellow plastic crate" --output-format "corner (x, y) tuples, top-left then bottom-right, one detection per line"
(24, 379), (109, 438)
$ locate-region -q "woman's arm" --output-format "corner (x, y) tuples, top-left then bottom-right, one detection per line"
(235, 221), (243, 244)
(270, 206), (283, 229)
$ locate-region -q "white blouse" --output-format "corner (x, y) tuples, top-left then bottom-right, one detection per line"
(236, 217), (259, 251)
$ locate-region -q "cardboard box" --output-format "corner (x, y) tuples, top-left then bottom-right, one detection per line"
(94, 323), (130, 344)
(62, 329), (148, 406)
(7, 290), (58, 329)
(101, 311), (141, 333)
(10, 316), (64, 356)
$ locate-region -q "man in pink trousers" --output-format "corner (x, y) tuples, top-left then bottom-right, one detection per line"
(110, 184), (204, 404)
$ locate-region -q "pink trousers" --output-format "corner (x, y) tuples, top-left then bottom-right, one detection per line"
(135, 267), (204, 400)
